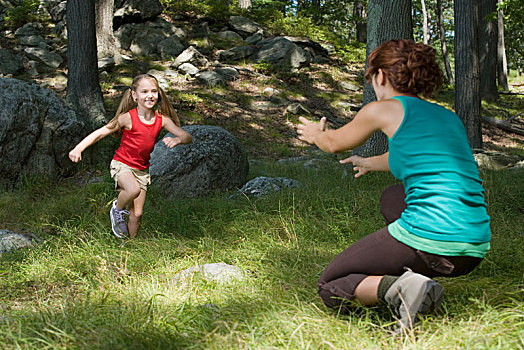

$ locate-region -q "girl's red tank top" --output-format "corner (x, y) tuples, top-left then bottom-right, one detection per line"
(113, 108), (163, 170)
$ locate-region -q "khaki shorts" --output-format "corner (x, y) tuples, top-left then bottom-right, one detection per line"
(110, 159), (150, 191)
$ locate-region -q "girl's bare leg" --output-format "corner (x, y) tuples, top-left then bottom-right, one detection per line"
(128, 189), (147, 238)
(115, 171), (141, 210)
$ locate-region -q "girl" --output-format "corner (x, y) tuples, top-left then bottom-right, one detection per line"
(69, 74), (192, 238)
(297, 39), (491, 331)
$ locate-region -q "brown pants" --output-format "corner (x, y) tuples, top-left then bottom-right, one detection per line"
(317, 184), (483, 309)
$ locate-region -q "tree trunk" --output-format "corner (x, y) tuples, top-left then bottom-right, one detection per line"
(454, 0), (483, 149)
(436, 0), (454, 84)
(353, 0), (413, 157)
(497, 0), (509, 91)
(66, 0), (106, 126)
(353, 1), (367, 43)
(95, 0), (119, 61)
(421, 0), (429, 44)
(238, 0), (251, 9)
(479, 0), (499, 101)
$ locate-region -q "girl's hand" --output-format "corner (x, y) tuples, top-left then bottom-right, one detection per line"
(162, 136), (181, 148)
(69, 149), (82, 163)
(340, 155), (371, 178)
(297, 116), (327, 144)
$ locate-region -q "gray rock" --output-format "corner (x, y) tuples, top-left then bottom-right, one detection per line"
(193, 21), (211, 38)
(172, 262), (244, 284)
(251, 37), (311, 71)
(0, 78), (87, 188)
(178, 62), (199, 76)
(24, 47), (63, 69)
(245, 33), (263, 45)
(172, 46), (208, 68)
(129, 25), (168, 56)
(286, 103), (310, 115)
(0, 49), (24, 75)
(19, 35), (45, 46)
(215, 67), (239, 80)
(0, 230), (40, 254)
(230, 176), (303, 198)
(150, 125), (249, 198)
(14, 22), (44, 37)
(157, 36), (185, 60)
(228, 16), (264, 38)
(113, 0), (163, 27)
(49, 1), (66, 22)
(340, 81), (360, 92)
(218, 45), (256, 62)
(213, 30), (244, 49)
(195, 70), (229, 86)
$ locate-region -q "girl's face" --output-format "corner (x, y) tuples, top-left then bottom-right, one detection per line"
(132, 78), (158, 110)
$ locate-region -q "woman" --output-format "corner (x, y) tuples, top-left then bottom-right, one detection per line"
(297, 39), (491, 330)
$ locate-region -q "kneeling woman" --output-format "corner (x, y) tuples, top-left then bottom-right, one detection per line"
(297, 39), (491, 330)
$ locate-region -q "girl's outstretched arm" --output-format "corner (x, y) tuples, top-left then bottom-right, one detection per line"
(68, 114), (128, 162)
(161, 117), (192, 148)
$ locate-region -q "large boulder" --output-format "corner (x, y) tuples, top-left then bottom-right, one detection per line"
(250, 36), (311, 71)
(113, 0), (163, 28)
(228, 16), (264, 38)
(0, 78), (87, 188)
(150, 125), (249, 198)
(0, 49), (24, 75)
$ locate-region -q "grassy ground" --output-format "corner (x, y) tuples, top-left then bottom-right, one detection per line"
(0, 154), (523, 348)
(2, 17), (524, 347)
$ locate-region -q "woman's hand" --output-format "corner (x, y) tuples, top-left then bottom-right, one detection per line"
(297, 116), (327, 144)
(340, 155), (371, 178)
(340, 152), (390, 178)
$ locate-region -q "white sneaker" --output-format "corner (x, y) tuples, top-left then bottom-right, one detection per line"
(109, 200), (129, 238)
(385, 270), (445, 330)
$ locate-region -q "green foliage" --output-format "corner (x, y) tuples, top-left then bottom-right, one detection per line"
(3, 0), (41, 29)
(499, 0), (524, 69)
(161, 0), (240, 21)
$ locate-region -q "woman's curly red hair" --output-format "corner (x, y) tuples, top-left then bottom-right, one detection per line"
(365, 39), (443, 97)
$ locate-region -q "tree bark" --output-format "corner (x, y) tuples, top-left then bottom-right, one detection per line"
(95, 0), (120, 61)
(353, 0), (413, 157)
(454, 0), (483, 149)
(353, 1), (367, 43)
(238, 0), (251, 9)
(479, 0), (499, 101)
(436, 0), (454, 84)
(497, 0), (509, 91)
(421, 0), (429, 44)
(66, 0), (106, 126)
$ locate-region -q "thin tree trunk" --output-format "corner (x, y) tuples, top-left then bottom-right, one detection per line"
(66, 0), (106, 126)
(353, 1), (367, 43)
(455, 0), (482, 149)
(437, 0), (454, 84)
(95, 0), (120, 61)
(421, 0), (429, 44)
(497, 0), (509, 91)
(238, 0), (251, 9)
(479, 0), (499, 101)
(353, 0), (413, 157)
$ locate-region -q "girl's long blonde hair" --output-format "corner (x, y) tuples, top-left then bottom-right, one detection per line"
(108, 74), (180, 136)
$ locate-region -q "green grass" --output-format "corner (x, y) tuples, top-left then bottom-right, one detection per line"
(1, 158), (523, 349)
